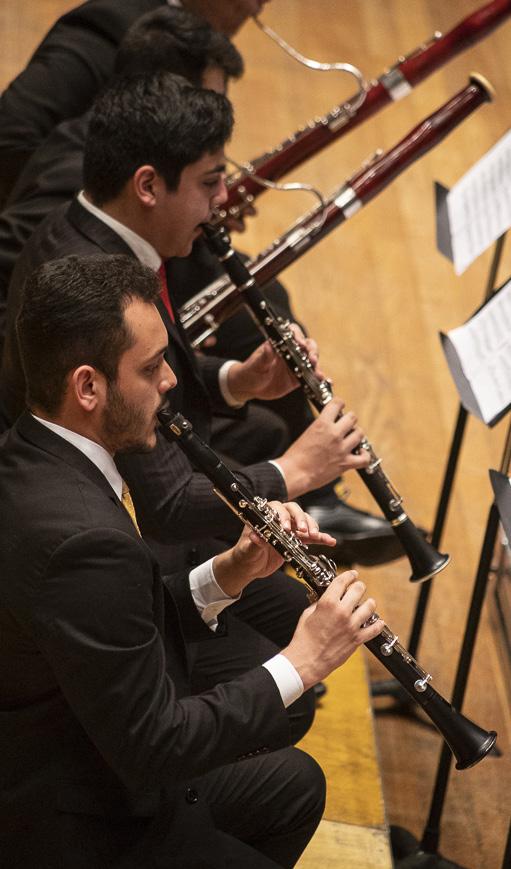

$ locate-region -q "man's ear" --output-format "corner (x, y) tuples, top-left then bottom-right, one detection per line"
(71, 365), (106, 413)
(133, 165), (161, 207)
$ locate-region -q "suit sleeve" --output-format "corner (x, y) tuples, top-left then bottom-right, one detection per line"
(196, 353), (247, 417)
(35, 528), (289, 792)
(0, 117), (89, 352)
(115, 430), (288, 543)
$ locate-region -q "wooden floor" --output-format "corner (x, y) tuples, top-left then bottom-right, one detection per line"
(2, 2), (511, 867)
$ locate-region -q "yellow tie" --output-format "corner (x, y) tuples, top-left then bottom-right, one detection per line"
(121, 483), (141, 536)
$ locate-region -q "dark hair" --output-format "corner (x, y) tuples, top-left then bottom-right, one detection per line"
(83, 71), (233, 205)
(114, 6), (243, 85)
(17, 254), (160, 414)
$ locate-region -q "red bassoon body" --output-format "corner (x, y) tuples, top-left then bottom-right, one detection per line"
(217, 0), (510, 223)
(181, 75), (493, 347)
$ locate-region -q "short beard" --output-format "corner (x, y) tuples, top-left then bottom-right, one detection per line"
(102, 381), (154, 454)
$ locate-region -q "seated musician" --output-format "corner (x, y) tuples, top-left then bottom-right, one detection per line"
(0, 0), (269, 205)
(0, 252), (383, 868)
(0, 4), (403, 569)
(0, 70), (370, 723)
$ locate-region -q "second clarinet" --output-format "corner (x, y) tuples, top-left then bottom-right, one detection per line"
(200, 222), (449, 584)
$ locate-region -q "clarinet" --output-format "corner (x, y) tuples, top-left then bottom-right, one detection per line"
(181, 75), (494, 347)
(157, 407), (497, 771)
(200, 221), (449, 585)
(218, 0), (510, 224)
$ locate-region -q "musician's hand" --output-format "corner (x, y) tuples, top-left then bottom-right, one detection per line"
(225, 339), (301, 403)
(277, 397), (370, 499)
(289, 323), (328, 382)
(282, 569), (384, 690)
(212, 501), (336, 597)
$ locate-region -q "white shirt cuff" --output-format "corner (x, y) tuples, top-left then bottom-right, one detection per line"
(268, 459), (286, 484)
(218, 360), (245, 408)
(262, 654), (304, 708)
(189, 557), (241, 631)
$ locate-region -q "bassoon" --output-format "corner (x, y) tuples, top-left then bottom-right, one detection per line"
(180, 75), (494, 348)
(157, 407), (497, 771)
(217, 0), (510, 224)
(200, 219), (449, 584)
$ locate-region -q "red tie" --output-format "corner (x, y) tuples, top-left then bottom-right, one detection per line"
(158, 263), (175, 323)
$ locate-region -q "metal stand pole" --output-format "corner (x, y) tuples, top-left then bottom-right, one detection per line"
(501, 820), (511, 869)
(372, 234), (507, 707)
(391, 418), (511, 868)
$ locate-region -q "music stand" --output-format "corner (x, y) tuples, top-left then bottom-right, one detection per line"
(388, 426), (511, 867)
(373, 233), (507, 710)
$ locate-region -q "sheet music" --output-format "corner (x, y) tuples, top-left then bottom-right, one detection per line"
(447, 278), (511, 423)
(446, 129), (511, 275)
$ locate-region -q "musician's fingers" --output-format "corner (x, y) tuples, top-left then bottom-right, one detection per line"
(314, 364), (329, 381)
(352, 597), (378, 629)
(320, 569), (360, 603)
(240, 527), (285, 568)
(201, 335), (218, 348)
(270, 500), (315, 534)
(339, 578), (368, 613)
(361, 614), (385, 641)
(339, 426), (368, 454)
(319, 396), (346, 421)
(301, 336), (319, 368)
(289, 322), (307, 343)
(247, 529), (266, 547)
(334, 410), (358, 434)
(303, 530), (337, 547)
(259, 340), (276, 365)
(342, 451), (371, 471)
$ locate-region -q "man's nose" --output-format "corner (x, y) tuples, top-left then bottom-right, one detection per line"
(212, 175), (228, 208)
(160, 359), (177, 392)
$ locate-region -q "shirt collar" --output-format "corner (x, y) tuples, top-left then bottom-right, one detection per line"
(32, 414), (124, 500)
(77, 190), (161, 272)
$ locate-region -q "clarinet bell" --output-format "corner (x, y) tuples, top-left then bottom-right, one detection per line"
(416, 688), (497, 770)
(438, 703), (497, 771)
(409, 545), (450, 584)
(394, 519), (450, 583)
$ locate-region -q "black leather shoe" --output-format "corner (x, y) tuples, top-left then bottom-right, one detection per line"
(305, 501), (406, 567)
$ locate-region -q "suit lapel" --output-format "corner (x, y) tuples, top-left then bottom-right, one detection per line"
(17, 412), (121, 506)
(66, 198), (135, 256)
(17, 414), (173, 649)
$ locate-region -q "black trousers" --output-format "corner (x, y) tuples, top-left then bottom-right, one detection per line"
(189, 573), (315, 746)
(13, 748), (325, 868)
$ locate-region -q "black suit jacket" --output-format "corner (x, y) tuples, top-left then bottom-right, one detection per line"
(0, 114), (89, 345)
(0, 0), (164, 205)
(0, 198), (286, 548)
(0, 414), (289, 866)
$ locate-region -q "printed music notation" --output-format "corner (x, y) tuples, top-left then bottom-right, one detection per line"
(441, 277), (511, 426)
(445, 129), (511, 275)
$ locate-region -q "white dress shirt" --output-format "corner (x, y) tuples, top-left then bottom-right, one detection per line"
(33, 415), (303, 707)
